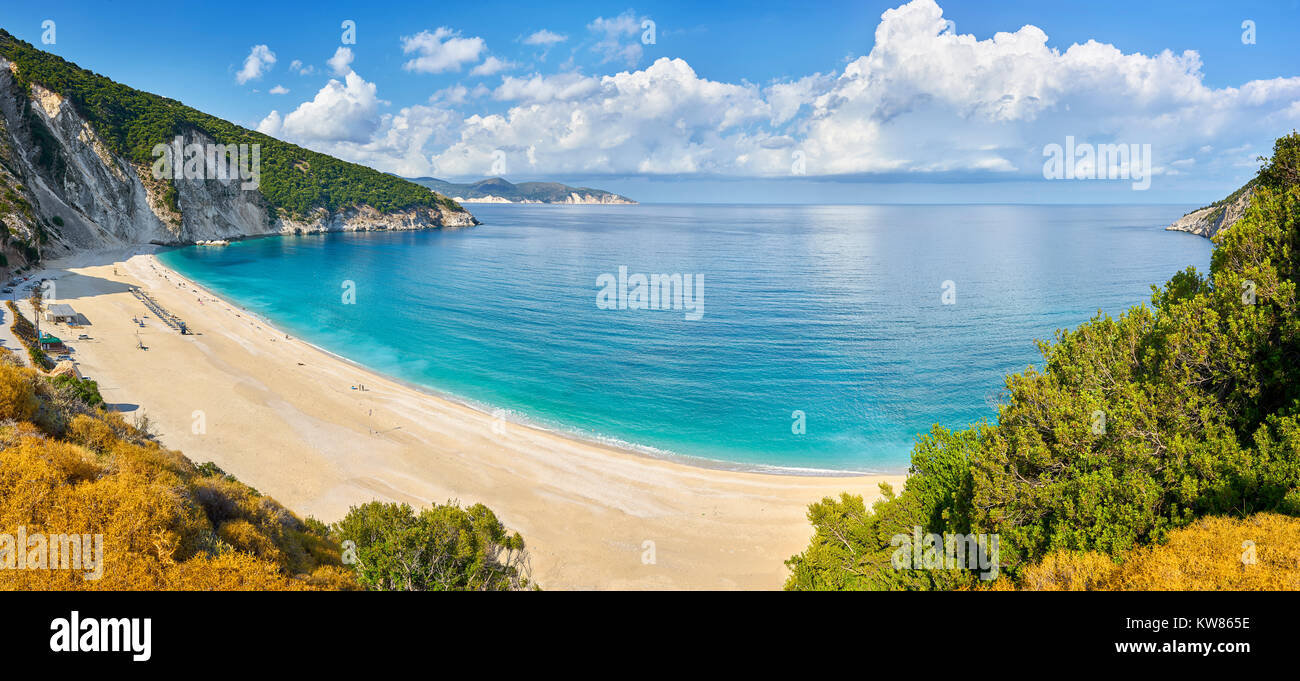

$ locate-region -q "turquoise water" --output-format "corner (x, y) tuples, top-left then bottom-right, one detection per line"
(157, 204), (1212, 473)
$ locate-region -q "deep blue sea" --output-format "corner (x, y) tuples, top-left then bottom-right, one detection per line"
(157, 204), (1213, 474)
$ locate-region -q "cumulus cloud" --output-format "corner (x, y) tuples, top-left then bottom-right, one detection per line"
(258, 71), (381, 144)
(470, 56), (516, 77)
(431, 83), (490, 104)
(258, 70), (460, 176)
(764, 73), (835, 127)
(423, 0), (1300, 180)
(289, 59), (315, 76)
(401, 28), (487, 74)
(493, 72), (601, 103)
(327, 47), (354, 76)
(786, 0), (1300, 178)
(255, 0), (1300, 185)
(588, 11), (647, 66)
(269, 85), (289, 95)
(236, 45), (276, 84)
(433, 58), (774, 176)
(523, 29), (568, 46)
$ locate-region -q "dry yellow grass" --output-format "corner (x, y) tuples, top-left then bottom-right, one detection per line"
(0, 359), (357, 590)
(1015, 513), (1300, 590)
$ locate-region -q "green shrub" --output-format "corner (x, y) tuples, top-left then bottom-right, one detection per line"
(48, 373), (103, 407)
(334, 500), (535, 591)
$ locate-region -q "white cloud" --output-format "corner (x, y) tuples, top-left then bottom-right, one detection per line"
(289, 59), (315, 76)
(269, 85), (289, 95)
(588, 11), (646, 66)
(258, 71), (381, 144)
(493, 72), (600, 103)
(256, 0), (1300, 186)
(256, 111), (281, 135)
(432, 84), (490, 104)
(401, 28), (487, 74)
(785, 0), (1300, 177)
(470, 56), (516, 77)
(425, 0), (1300, 180)
(764, 73), (835, 126)
(258, 71), (460, 176)
(432, 84), (470, 104)
(327, 47), (354, 76)
(524, 29), (567, 46)
(236, 45), (276, 84)
(433, 58), (773, 176)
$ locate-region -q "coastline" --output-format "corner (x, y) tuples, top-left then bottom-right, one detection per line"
(160, 244), (896, 478)
(30, 246), (904, 589)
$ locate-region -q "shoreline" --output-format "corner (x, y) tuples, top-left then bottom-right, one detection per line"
(31, 245), (904, 589)
(153, 245), (900, 479)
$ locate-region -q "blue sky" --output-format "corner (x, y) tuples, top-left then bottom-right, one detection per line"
(3, 0), (1299, 203)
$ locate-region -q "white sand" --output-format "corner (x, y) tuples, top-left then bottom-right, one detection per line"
(32, 247), (904, 589)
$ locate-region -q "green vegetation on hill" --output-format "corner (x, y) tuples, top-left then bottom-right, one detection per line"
(0, 29), (462, 218)
(1183, 177), (1256, 221)
(1180, 130), (1299, 221)
(787, 132), (1300, 591)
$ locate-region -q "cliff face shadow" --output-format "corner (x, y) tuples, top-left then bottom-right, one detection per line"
(33, 270), (136, 302)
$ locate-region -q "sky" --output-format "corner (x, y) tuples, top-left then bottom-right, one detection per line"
(3, 0), (1299, 203)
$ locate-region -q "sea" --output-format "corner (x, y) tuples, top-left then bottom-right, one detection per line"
(157, 203), (1213, 474)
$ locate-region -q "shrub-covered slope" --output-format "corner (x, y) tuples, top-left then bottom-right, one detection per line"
(0, 349), (536, 591)
(0, 356), (357, 590)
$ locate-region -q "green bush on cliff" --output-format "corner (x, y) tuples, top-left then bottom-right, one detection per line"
(787, 132), (1300, 590)
(48, 373), (103, 407)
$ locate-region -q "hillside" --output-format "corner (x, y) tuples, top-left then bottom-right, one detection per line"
(0, 28), (476, 271)
(1165, 179), (1255, 239)
(0, 351), (357, 590)
(407, 176), (636, 204)
(0, 313), (534, 591)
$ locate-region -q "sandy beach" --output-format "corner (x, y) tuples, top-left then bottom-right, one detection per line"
(20, 247), (904, 589)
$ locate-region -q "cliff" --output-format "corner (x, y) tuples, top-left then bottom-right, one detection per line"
(1165, 181), (1255, 239)
(0, 32), (476, 272)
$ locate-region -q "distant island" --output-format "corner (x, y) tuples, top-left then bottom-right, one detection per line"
(406, 177), (636, 205)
